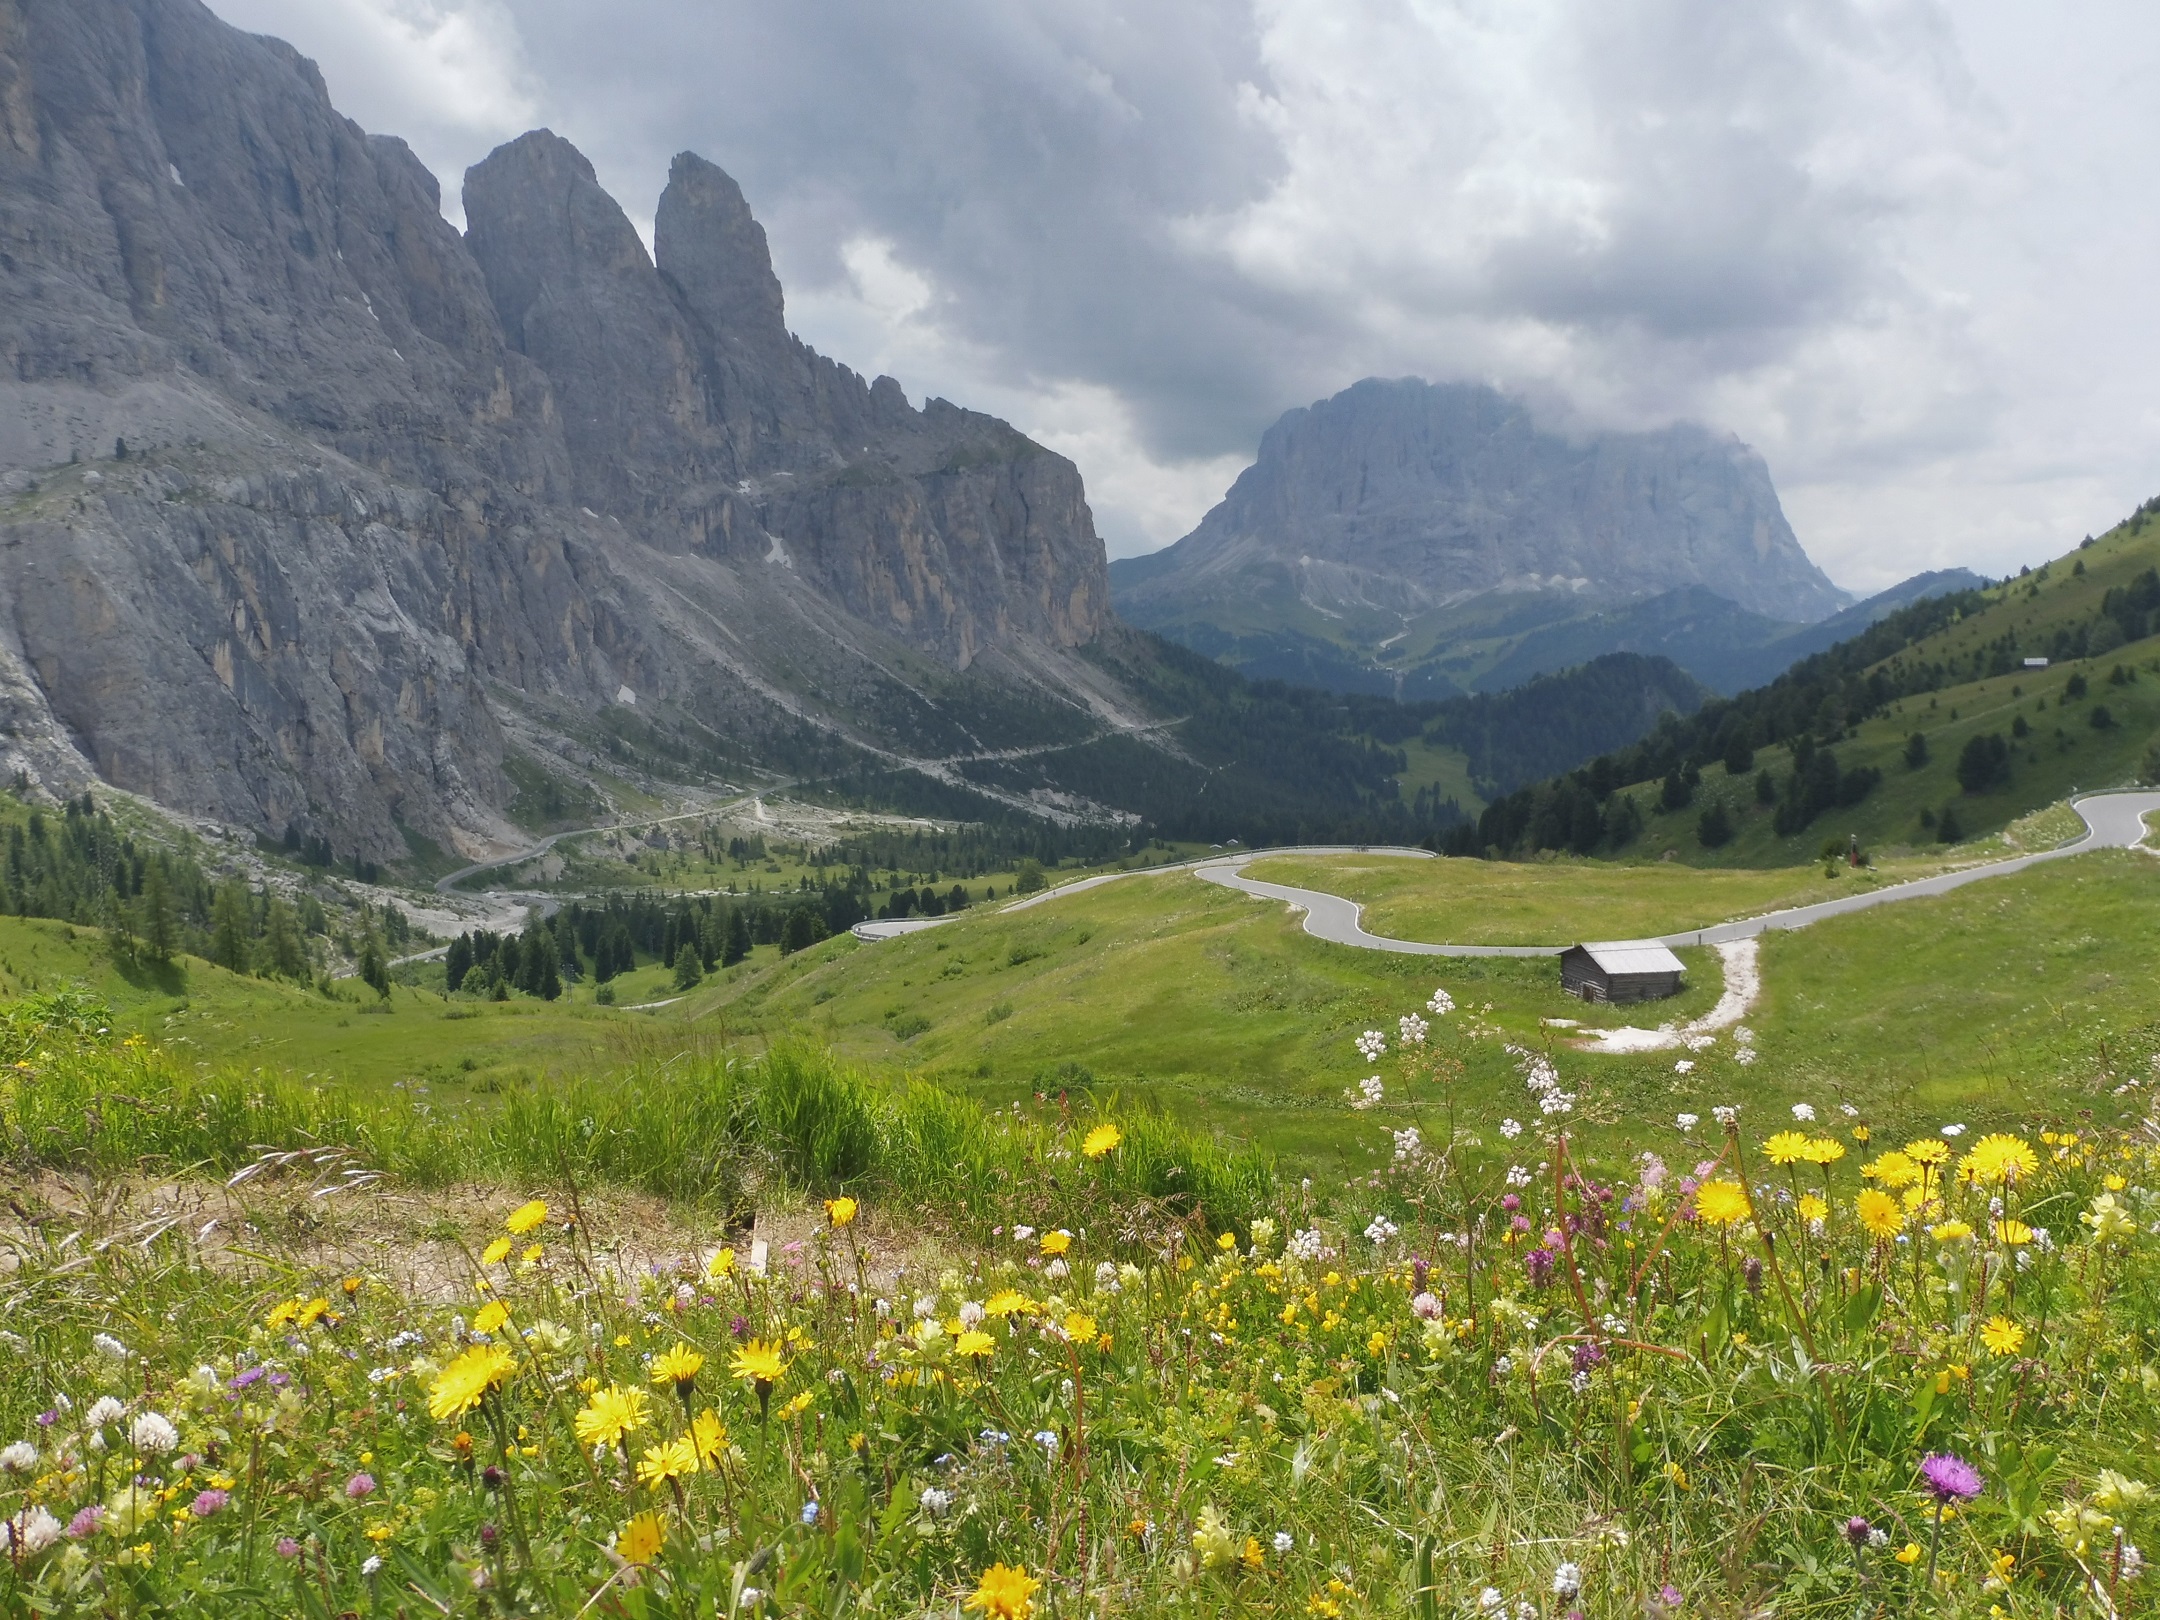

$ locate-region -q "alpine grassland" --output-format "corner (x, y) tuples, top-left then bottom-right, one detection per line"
(1, 985), (2156, 1617)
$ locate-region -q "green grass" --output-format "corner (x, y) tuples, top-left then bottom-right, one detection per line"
(1240, 850), (1958, 945)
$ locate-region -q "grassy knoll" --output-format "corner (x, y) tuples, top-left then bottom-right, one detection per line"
(1240, 850), (1961, 945)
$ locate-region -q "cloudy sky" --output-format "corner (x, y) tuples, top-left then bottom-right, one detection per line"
(206, 0), (2160, 592)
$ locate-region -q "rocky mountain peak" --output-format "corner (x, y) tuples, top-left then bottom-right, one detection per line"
(655, 151), (792, 369)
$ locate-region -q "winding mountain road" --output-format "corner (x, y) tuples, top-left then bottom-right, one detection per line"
(852, 792), (2160, 954)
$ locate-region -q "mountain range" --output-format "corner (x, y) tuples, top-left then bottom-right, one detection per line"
(1112, 377), (1978, 698)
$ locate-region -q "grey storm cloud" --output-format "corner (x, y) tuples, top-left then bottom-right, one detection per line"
(203, 0), (2160, 583)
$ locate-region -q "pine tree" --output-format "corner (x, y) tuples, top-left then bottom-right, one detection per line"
(722, 908), (751, 967)
(262, 896), (310, 980)
(445, 934), (473, 994)
(671, 947), (703, 990)
(209, 879), (253, 974)
(358, 933), (390, 998)
(138, 864), (177, 962)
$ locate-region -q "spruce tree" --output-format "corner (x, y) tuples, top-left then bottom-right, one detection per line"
(209, 879), (253, 974)
(358, 932), (390, 998)
(139, 865), (177, 962)
(262, 896), (310, 980)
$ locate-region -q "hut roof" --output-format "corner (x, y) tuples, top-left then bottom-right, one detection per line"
(1572, 941), (1687, 976)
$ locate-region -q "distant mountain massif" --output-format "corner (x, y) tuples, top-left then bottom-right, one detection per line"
(1113, 378), (1980, 698)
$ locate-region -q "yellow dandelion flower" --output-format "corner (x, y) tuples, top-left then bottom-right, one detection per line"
(1063, 1313), (1098, 1345)
(1864, 1153), (1917, 1192)
(964, 1562), (1040, 1619)
(615, 1509), (665, 1566)
(1040, 1230), (1073, 1257)
(1994, 1218), (2034, 1246)
(428, 1344), (517, 1422)
(1929, 1219), (1973, 1242)
(1851, 1124), (1870, 1143)
(1905, 1139), (1951, 1168)
(471, 1300), (510, 1336)
(730, 1340), (789, 1392)
(1694, 1180), (1751, 1226)
(574, 1384), (651, 1452)
(1979, 1316), (2025, 1358)
(1798, 1194), (1828, 1225)
(265, 1300), (300, 1330)
(776, 1390), (816, 1421)
(504, 1199), (549, 1236)
(295, 1298), (331, 1329)
(955, 1329), (996, 1360)
(984, 1290), (1037, 1318)
(825, 1196), (858, 1228)
(481, 1236), (513, 1266)
(706, 1247), (736, 1279)
(690, 1409), (729, 1465)
(1961, 1133), (2039, 1185)
(1800, 1137), (1847, 1166)
(650, 1344), (705, 1392)
(1762, 1131), (1812, 1166)
(636, 1436), (699, 1488)
(1082, 1123), (1122, 1159)
(1855, 1188), (1904, 1238)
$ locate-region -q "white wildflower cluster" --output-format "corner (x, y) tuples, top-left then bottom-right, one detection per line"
(1285, 1228), (1327, 1262)
(1427, 987), (1455, 1015)
(1790, 1102), (1816, 1122)
(92, 1333), (129, 1361)
(1942, 1123), (1966, 1138)
(1273, 1531), (1295, 1554)
(1675, 1112), (1699, 1132)
(1364, 1216), (1399, 1247)
(1508, 1046), (1576, 1117)
(1499, 1117), (1523, 1140)
(1355, 1029), (1387, 1062)
(0, 1506), (62, 1557)
(1398, 1013), (1429, 1046)
(1712, 1105), (1739, 1128)
(1349, 1075), (1385, 1110)
(1505, 1165), (1533, 1189)
(0, 1441), (37, 1475)
(1673, 1059), (1694, 1074)
(84, 1397), (126, 1430)
(1553, 1561), (1583, 1598)
(1392, 1127), (1422, 1164)
(130, 1412), (179, 1455)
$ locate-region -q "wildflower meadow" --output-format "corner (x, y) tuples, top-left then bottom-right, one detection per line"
(0, 989), (2155, 1617)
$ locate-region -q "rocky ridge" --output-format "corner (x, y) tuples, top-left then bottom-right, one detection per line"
(0, 0), (1115, 862)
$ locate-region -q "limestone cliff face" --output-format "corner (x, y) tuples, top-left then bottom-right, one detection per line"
(1119, 377), (1845, 627)
(0, 0), (1110, 859)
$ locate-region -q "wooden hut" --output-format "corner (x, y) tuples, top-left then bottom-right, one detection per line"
(1559, 941), (1686, 1004)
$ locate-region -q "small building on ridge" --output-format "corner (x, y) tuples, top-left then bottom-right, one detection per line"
(1560, 941), (1687, 1004)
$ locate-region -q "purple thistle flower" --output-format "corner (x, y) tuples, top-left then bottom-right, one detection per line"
(1844, 1515), (1872, 1548)
(66, 1505), (104, 1539)
(1658, 1584), (1683, 1610)
(344, 1472), (376, 1500)
(1571, 1342), (1605, 1374)
(190, 1489), (230, 1518)
(1919, 1453), (1984, 1502)
(275, 1537), (302, 1559)
(730, 1314), (751, 1340)
(1526, 1247), (1556, 1289)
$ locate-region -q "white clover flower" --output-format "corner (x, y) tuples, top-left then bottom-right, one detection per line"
(0, 1442), (37, 1475)
(912, 1295), (938, 1320)
(920, 1486), (953, 1517)
(1273, 1531), (1295, 1554)
(957, 1300), (986, 1328)
(1045, 1259), (1069, 1280)
(91, 1333), (130, 1361)
(84, 1397), (125, 1430)
(1552, 1561), (1582, 1598)
(1499, 1118), (1523, 1140)
(130, 1412), (178, 1454)
(1675, 1112), (1699, 1131)
(1790, 1103), (1816, 1122)
(1355, 1030), (1387, 1061)
(1411, 1291), (1443, 1321)
(1428, 987), (1455, 1015)
(362, 1555), (383, 1576)
(1, 1506), (62, 1557)
(1398, 1013), (1429, 1046)
(1478, 1587), (1505, 1612)
(1673, 1059), (1694, 1074)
